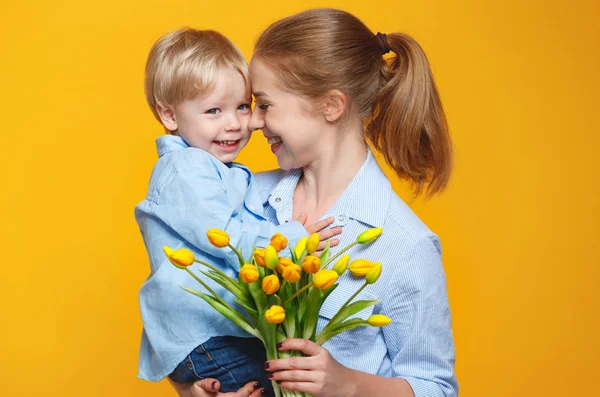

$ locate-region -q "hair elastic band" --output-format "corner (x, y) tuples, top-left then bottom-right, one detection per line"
(376, 32), (391, 54)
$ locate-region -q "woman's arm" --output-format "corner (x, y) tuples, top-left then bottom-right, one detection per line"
(265, 339), (414, 397)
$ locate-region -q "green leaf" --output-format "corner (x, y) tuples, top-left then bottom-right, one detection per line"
(323, 299), (381, 332)
(289, 246), (298, 263)
(248, 278), (267, 314)
(199, 270), (250, 303)
(283, 299), (297, 339)
(319, 240), (331, 264)
(302, 286), (326, 340)
(233, 298), (258, 322)
(180, 286), (262, 341)
(315, 318), (369, 345)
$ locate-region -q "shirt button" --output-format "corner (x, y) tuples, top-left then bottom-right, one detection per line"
(285, 220), (289, 223)
(338, 214), (346, 222)
(275, 197), (281, 203)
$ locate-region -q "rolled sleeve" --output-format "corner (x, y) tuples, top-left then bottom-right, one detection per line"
(382, 237), (458, 397)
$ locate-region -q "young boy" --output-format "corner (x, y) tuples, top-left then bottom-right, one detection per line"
(135, 28), (334, 392)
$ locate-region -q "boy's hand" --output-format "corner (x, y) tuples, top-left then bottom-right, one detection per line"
(295, 213), (343, 251)
(170, 379), (265, 397)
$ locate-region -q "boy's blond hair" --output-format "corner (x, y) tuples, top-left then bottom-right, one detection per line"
(145, 28), (250, 131)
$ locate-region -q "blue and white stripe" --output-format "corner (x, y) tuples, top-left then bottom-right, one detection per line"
(255, 148), (458, 397)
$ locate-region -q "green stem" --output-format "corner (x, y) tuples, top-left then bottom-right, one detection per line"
(321, 241), (358, 269)
(193, 259), (238, 286)
(283, 282), (313, 306)
(184, 268), (236, 313)
(228, 243), (247, 266)
(323, 282), (367, 331)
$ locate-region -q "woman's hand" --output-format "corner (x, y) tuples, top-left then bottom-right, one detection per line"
(170, 379), (266, 397)
(296, 214), (343, 251)
(263, 339), (356, 397)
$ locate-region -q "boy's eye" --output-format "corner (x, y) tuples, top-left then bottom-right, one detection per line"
(238, 104), (250, 111)
(206, 108), (221, 114)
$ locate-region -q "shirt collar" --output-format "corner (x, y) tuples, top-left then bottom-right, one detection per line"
(156, 135), (189, 157)
(266, 147), (392, 228)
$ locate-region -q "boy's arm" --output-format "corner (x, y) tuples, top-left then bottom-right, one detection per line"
(136, 166), (307, 268)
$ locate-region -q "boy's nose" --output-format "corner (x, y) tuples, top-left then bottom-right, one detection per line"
(226, 114), (241, 131)
(248, 109), (265, 131)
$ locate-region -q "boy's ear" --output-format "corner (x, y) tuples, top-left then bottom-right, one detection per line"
(156, 104), (178, 131)
(323, 90), (347, 123)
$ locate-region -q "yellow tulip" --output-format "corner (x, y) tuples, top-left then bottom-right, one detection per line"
(333, 255), (350, 276)
(239, 264), (259, 283)
(270, 232), (288, 252)
(302, 255), (321, 274)
(207, 229), (230, 248)
(253, 248), (266, 267)
(349, 259), (377, 277)
(365, 262), (382, 284)
(294, 236), (308, 258)
(277, 257), (293, 274)
(357, 227), (383, 244)
(262, 275), (280, 295)
(367, 314), (392, 327)
(282, 264), (302, 283)
(306, 233), (320, 254)
(313, 269), (338, 290)
(163, 246), (194, 269)
(265, 245), (279, 270)
(265, 305), (286, 324)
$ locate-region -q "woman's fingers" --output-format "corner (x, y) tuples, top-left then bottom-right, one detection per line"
(305, 216), (335, 234)
(277, 339), (323, 356)
(294, 212), (308, 226)
(233, 381), (263, 397)
(265, 355), (316, 372)
(194, 379), (220, 393)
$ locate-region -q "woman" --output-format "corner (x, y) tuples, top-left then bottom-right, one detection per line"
(174, 8), (457, 397)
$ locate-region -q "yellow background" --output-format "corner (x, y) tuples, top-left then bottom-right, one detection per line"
(1, 0), (598, 396)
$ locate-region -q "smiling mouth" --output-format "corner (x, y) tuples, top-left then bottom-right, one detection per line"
(215, 140), (240, 147)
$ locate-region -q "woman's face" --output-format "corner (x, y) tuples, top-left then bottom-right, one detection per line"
(248, 58), (326, 170)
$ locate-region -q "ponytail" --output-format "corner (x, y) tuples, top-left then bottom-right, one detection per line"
(366, 33), (453, 196)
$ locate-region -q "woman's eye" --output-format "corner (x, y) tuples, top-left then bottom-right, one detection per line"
(238, 104), (250, 111)
(206, 108), (221, 114)
(258, 104), (270, 110)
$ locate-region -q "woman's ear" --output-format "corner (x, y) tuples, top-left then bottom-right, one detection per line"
(156, 104), (178, 132)
(323, 90), (347, 122)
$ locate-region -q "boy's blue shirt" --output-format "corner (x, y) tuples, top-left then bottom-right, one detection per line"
(135, 134), (306, 381)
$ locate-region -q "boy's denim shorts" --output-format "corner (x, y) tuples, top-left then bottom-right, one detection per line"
(169, 336), (274, 395)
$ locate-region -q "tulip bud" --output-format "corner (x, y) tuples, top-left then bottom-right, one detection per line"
(356, 227), (383, 244)
(265, 245), (279, 270)
(253, 248), (266, 267)
(163, 246), (194, 269)
(262, 274), (280, 295)
(294, 236), (308, 258)
(270, 232), (288, 252)
(239, 264), (259, 283)
(277, 257), (293, 274)
(313, 269), (338, 290)
(367, 314), (392, 327)
(302, 255), (321, 274)
(365, 262), (382, 284)
(349, 259), (377, 277)
(333, 255), (350, 276)
(306, 233), (320, 254)
(207, 229), (230, 248)
(265, 305), (286, 324)
(282, 264), (302, 283)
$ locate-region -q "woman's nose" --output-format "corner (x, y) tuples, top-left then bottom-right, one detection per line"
(248, 108), (265, 131)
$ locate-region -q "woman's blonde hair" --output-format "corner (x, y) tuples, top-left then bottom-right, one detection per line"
(254, 9), (452, 196)
(145, 28), (249, 131)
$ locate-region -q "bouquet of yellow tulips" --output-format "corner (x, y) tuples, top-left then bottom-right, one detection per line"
(164, 228), (390, 397)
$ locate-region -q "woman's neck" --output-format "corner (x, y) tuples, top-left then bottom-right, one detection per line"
(293, 123), (368, 223)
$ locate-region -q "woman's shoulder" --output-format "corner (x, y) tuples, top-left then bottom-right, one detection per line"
(380, 194), (442, 256)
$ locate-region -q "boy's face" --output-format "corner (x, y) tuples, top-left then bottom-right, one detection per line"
(163, 71), (252, 163)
